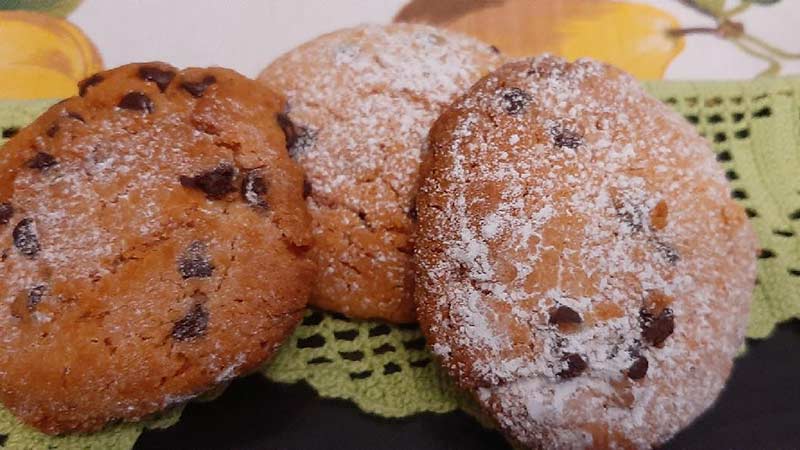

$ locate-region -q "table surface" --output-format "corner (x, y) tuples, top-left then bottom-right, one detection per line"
(134, 320), (800, 450)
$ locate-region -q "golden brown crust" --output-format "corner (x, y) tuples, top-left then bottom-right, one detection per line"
(0, 62), (315, 434)
(415, 56), (757, 448)
(259, 24), (503, 323)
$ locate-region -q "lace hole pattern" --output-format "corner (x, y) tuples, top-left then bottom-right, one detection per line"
(646, 79), (800, 340)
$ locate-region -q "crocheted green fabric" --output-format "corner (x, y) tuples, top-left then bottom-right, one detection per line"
(643, 77), (800, 339)
(1, 76), (799, 449)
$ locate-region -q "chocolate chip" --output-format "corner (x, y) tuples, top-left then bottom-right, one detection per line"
(46, 123), (59, 138)
(551, 127), (583, 149)
(302, 177), (312, 199)
(2, 127), (19, 138)
(118, 92), (154, 113)
(26, 152), (57, 170)
(500, 87), (532, 115)
(0, 432), (7, 446)
(558, 353), (587, 379)
(178, 241), (215, 279)
(407, 201), (418, 222)
(13, 218), (40, 257)
(276, 112), (298, 149)
(276, 113), (315, 159)
(641, 308), (675, 346)
(171, 301), (209, 341)
(27, 285), (46, 311)
(627, 355), (649, 380)
(138, 66), (176, 92)
(358, 210), (368, 223)
(241, 170), (269, 209)
(179, 164), (237, 199)
(549, 305), (582, 325)
(181, 75), (216, 98)
(78, 73), (104, 97)
(489, 44), (500, 54)
(0, 203), (13, 225)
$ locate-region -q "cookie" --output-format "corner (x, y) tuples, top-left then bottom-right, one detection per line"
(0, 62), (315, 434)
(415, 56), (758, 448)
(258, 24), (503, 323)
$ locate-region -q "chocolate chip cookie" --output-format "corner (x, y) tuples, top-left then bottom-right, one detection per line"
(0, 62), (315, 434)
(258, 24), (503, 323)
(415, 56), (757, 448)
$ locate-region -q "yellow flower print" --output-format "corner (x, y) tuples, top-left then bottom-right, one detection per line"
(0, 11), (103, 99)
(395, 0), (685, 80)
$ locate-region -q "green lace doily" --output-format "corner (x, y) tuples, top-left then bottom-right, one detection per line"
(1, 76), (799, 449)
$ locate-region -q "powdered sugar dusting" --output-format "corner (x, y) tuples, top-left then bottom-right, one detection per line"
(259, 24), (503, 321)
(0, 63), (313, 433)
(416, 56), (758, 448)
(264, 24), (502, 205)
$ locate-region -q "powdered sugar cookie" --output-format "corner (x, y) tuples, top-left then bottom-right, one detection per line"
(259, 24), (503, 323)
(0, 62), (314, 434)
(415, 56), (757, 448)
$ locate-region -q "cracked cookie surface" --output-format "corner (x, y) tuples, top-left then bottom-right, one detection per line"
(259, 24), (503, 323)
(0, 62), (315, 434)
(415, 56), (757, 449)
